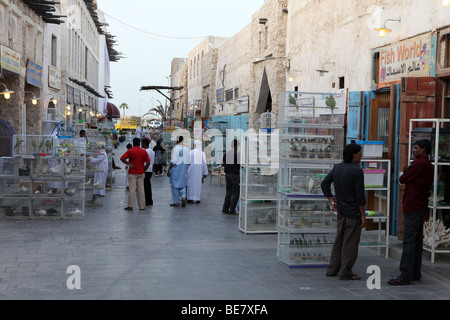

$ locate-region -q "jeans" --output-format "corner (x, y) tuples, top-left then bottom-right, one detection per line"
(399, 209), (427, 281)
(327, 213), (362, 278)
(222, 174), (240, 213)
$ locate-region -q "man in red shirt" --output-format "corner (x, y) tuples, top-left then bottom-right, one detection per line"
(388, 139), (434, 285)
(120, 138), (150, 211)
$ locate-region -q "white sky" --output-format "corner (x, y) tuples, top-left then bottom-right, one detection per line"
(96, 0), (264, 118)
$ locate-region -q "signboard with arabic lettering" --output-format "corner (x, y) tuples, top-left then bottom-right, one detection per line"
(378, 33), (435, 88)
(48, 66), (61, 90)
(67, 85), (74, 104)
(26, 59), (43, 87)
(0, 45), (21, 74)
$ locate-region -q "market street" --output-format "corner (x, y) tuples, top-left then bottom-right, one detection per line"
(0, 141), (450, 301)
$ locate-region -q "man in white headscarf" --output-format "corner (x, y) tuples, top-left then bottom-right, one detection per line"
(187, 140), (209, 204)
(89, 148), (109, 198)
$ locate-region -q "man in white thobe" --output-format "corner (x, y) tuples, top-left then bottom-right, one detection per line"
(187, 140), (209, 204)
(89, 149), (109, 197)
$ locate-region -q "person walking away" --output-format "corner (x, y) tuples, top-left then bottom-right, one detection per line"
(120, 138), (150, 211)
(388, 139), (434, 285)
(141, 138), (155, 206)
(187, 140), (209, 204)
(88, 148), (109, 203)
(153, 140), (164, 176)
(222, 139), (241, 215)
(321, 143), (366, 281)
(167, 136), (190, 207)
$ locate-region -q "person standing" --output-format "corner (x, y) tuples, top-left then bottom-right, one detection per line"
(167, 136), (190, 207)
(187, 140), (209, 204)
(321, 143), (366, 281)
(141, 138), (155, 206)
(222, 139), (241, 215)
(124, 143), (132, 190)
(153, 140), (164, 176)
(388, 139), (434, 285)
(89, 148), (108, 200)
(120, 138), (150, 211)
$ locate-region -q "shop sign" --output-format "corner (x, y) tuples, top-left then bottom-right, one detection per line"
(67, 85), (74, 104)
(216, 88), (224, 103)
(26, 59), (43, 87)
(48, 66), (61, 90)
(80, 92), (85, 106)
(236, 96), (249, 114)
(0, 45), (21, 74)
(74, 89), (81, 105)
(378, 33), (434, 88)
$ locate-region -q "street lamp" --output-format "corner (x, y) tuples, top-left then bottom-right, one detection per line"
(374, 18), (401, 38)
(0, 83), (14, 100)
(25, 91), (39, 105)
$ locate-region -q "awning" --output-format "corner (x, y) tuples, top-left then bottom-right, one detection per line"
(106, 102), (120, 118)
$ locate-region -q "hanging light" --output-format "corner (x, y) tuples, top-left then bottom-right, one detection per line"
(444, 0), (450, 6)
(0, 83), (14, 100)
(374, 18), (401, 38)
(25, 91), (40, 105)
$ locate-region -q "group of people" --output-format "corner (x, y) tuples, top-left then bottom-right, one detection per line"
(120, 135), (209, 210)
(322, 139), (433, 285)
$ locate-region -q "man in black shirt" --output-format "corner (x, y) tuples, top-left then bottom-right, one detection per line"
(321, 143), (366, 280)
(222, 139), (240, 215)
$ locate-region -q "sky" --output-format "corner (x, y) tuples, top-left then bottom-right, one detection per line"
(96, 0), (265, 118)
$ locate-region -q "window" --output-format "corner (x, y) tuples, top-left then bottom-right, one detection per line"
(234, 88), (239, 99)
(373, 52), (380, 84)
(438, 33), (450, 69)
(225, 89), (234, 102)
(339, 77), (345, 89)
(51, 35), (57, 67)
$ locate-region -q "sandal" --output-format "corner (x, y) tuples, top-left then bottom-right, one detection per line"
(387, 278), (411, 286)
(124, 207), (133, 211)
(170, 203), (180, 207)
(339, 274), (361, 280)
(181, 198), (187, 207)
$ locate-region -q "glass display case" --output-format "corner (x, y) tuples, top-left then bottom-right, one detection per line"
(360, 159), (391, 258)
(239, 133), (278, 234)
(278, 229), (336, 268)
(0, 135), (86, 220)
(277, 91), (345, 268)
(410, 119), (450, 263)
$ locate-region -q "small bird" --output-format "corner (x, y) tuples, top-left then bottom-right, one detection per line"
(50, 165), (61, 174)
(64, 188), (76, 196)
(85, 179), (92, 186)
(34, 185), (42, 195)
(35, 209), (47, 216)
(21, 186), (29, 193)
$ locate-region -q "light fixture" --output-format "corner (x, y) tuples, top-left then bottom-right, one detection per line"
(25, 91), (39, 105)
(0, 83), (14, 100)
(444, 0), (450, 6)
(316, 62), (335, 77)
(374, 18), (401, 38)
(45, 94), (58, 105)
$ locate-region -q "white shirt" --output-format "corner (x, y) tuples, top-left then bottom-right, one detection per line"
(145, 147), (155, 172)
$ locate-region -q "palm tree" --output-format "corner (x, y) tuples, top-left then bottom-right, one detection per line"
(119, 102), (129, 117)
(148, 100), (170, 120)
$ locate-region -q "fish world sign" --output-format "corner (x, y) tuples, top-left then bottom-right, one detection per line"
(378, 33), (435, 88)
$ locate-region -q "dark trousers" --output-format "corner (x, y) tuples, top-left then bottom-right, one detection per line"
(154, 164), (163, 175)
(399, 209), (426, 281)
(222, 174), (240, 213)
(328, 213), (362, 277)
(144, 172), (153, 205)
